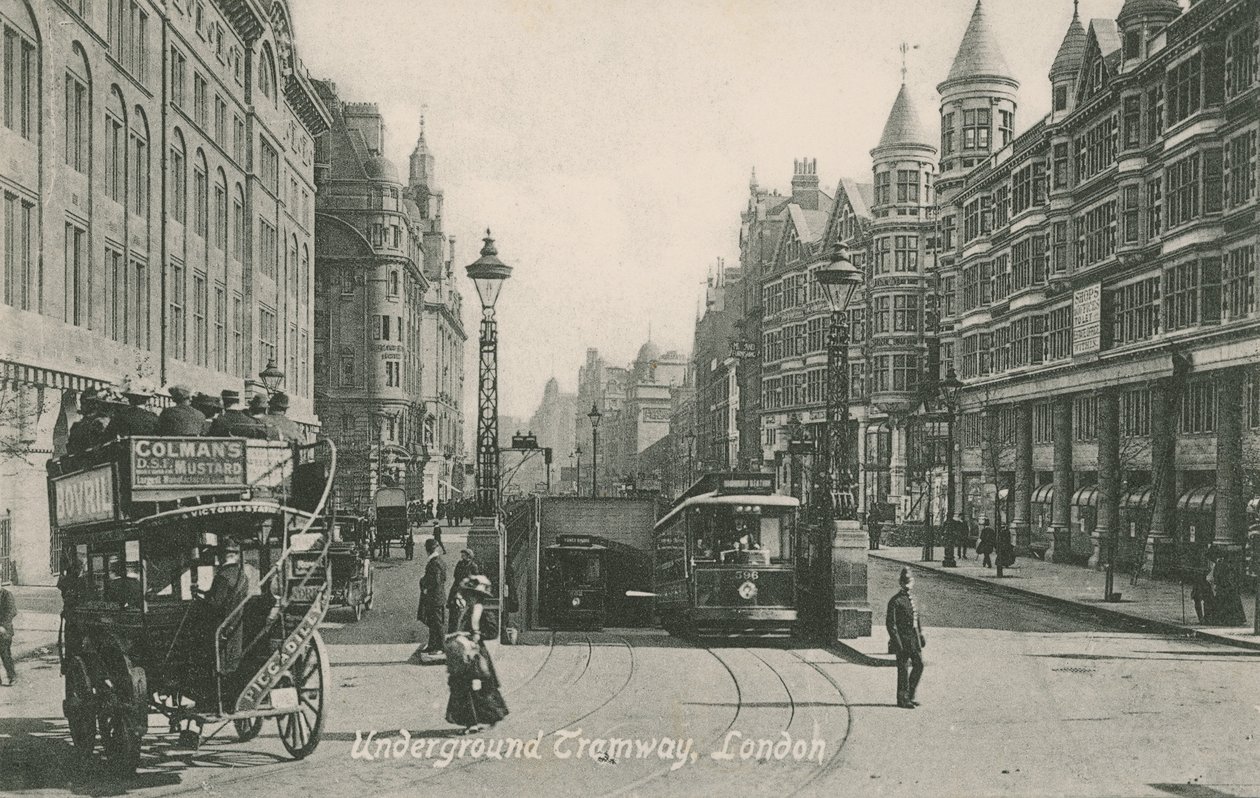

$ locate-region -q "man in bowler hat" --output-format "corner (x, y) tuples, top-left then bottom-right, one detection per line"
(158, 386), (206, 435)
(68, 389), (112, 455)
(418, 539), (447, 655)
(110, 383), (159, 438)
(262, 392), (304, 442)
(887, 567), (926, 709)
(209, 389), (269, 438)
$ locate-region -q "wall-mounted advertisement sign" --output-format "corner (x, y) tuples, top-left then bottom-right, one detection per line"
(1072, 282), (1102, 357)
(53, 464), (116, 527)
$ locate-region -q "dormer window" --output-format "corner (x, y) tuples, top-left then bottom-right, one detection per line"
(1054, 85), (1069, 112)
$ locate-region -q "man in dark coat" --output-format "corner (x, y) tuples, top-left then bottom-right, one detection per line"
(204, 544), (259, 672)
(104, 560), (143, 609)
(886, 567), (925, 709)
(0, 579), (17, 686)
(246, 394), (281, 440)
(157, 386), (206, 435)
(418, 539), (447, 654)
(68, 389), (112, 455)
(110, 385), (160, 439)
(191, 393), (223, 434)
(447, 549), (482, 632)
(208, 389), (269, 438)
(262, 392), (304, 442)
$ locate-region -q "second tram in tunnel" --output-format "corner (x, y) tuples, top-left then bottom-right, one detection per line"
(653, 473), (800, 638)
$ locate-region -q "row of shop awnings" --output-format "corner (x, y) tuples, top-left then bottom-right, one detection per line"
(997, 484), (1248, 513)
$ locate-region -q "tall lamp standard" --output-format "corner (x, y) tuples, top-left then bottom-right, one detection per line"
(466, 230), (512, 517)
(814, 243), (864, 522)
(940, 367), (965, 568)
(810, 243), (862, 638)
(588, 403), (603, 498)
(572, 446), (582, 497)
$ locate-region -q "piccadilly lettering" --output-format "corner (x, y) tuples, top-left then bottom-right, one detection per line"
(236, 592), (325, 712)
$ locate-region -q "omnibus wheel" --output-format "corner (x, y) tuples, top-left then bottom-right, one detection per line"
(63, 656), (97, 753)
(234, 717), (263, 742)
(99, 662), (146, 776)
(276, 631), (329, 760)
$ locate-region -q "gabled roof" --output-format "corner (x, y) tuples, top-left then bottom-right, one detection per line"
(837, 177), (874, 220)
(942, 0), (1015, 85)
(1075, 19), (1122, 101)
(788, 205), (830, 245)
(1091, 18), (1122, 61)
(1049, 6), (1087, 79)
(876, 83), (935, 151)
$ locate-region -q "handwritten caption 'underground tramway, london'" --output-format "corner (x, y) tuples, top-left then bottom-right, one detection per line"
(350, 725), (828, 769)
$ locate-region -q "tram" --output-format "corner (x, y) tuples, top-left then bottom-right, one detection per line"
(48, 435), (336, 774)
(542, 535), (608, 629)
(653, 473), (800, 638)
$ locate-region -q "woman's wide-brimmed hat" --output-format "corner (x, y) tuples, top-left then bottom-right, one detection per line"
(459, 575), (493, 597)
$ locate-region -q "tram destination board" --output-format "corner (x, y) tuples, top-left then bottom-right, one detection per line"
(129, 437), (248, 500)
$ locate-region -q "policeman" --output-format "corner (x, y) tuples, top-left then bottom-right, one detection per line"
(208, 389), (269, 438)
(67, 389), (112, 455)
(157, 386), (207, 435)
(110, 382), (159, 438)
(262, 392), (304, 442)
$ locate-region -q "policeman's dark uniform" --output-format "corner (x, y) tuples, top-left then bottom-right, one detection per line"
(158, 387), (207, 435)
(886, 570), (925, 709)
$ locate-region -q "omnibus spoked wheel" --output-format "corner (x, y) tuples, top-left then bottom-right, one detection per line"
(98, 659), (146, 775)
(63, 656), (97, 754)
(275, 631), (329, 759)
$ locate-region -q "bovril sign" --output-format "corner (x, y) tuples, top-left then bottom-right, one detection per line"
(54, 465), (116, 526)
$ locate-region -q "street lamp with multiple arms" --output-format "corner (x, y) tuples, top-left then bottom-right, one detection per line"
(939, 367), (965, 568)
(588, 403), (602, 498)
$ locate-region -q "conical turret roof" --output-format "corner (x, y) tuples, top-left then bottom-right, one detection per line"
(1049, 5), (1087, 79)
(876, 83), (934, 151)
(944, 0), (1015, 84)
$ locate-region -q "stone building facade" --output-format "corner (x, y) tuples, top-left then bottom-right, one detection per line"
(311, 85), (426, 513)
(0, 0), (329, 585)
(935, 0), (1260, 575)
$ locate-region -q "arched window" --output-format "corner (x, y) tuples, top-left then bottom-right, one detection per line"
(258, 44), (277, 104)
(65, 43), (91, 173)
(105, 86), (127, 203)
(170, 128), (187, 223)
(214, 168), (227, 250)
(193, 149), (208, 238)
(130, 106), (150, 217)
(389, 270), (399, 296)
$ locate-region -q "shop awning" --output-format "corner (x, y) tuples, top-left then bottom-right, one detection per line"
(1071, 486), (1099, 507)
(1176, 486), (1215, 513)
(1120, 485), (1154, 509)
(1032, 484), (1054, 504)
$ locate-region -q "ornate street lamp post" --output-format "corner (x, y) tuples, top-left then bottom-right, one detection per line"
(814, 243), (863, 522)
(588, 403), (602, 498)
(466, 230), (512, 517)
(940, 367), (964, 568)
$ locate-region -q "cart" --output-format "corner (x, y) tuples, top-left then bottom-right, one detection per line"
(373, 486), (409, 558)
(325, 515), (373, 621)
(48, 436), (338, 775)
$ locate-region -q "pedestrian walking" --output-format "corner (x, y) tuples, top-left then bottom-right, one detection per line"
(868, 514), (882, 551)
(404, 527), (415, 560)
(444, 575), (509, 734)
(0, 578), (18, 686)
(1190, 554), (1214, 623)
(417, 539), (447, 654)
(431, 521), (447, 555)
(978, 520), (996, 568)
(448, 549), (483, 633)
(956, 516), (969, 559)
(886, 567), (925, 709)
(1206, 546), (1247, 626)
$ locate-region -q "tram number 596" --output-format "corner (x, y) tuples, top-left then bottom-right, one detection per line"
(734, 570), (758, 581)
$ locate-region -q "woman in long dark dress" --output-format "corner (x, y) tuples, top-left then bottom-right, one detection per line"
(445, 575), (509, 734)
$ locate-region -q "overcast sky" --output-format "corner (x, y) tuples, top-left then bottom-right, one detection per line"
(296, 0), (1131, 420)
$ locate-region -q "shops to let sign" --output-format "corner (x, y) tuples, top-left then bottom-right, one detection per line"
(1072, 283), (1102, 356)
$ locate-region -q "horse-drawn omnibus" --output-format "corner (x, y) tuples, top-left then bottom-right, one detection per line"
(653, 473), (801, 639)
(48, 435), (336, 774)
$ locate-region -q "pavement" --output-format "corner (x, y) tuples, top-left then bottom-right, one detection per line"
(866, 546), (1260, 651)
(3, 585), (63, 666)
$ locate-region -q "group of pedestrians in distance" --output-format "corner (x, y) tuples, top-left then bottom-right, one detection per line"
(412, 499), (477, 528)
(67, 383), (306, 456)
(414, 529), (509, 734)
